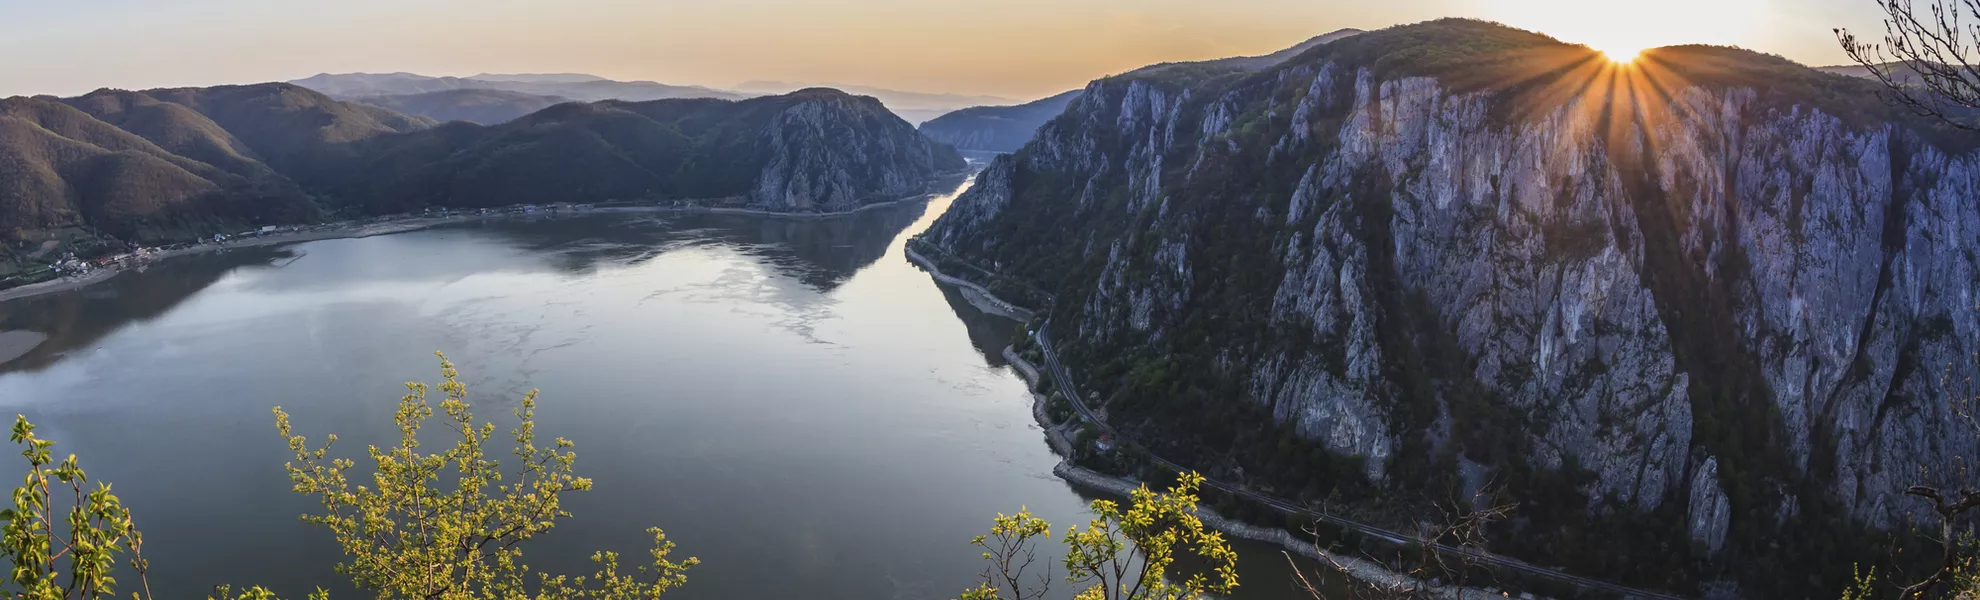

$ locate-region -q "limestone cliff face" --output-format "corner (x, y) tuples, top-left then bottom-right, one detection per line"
(752, 90), (967, 212)
(919, 19), (1980, 590)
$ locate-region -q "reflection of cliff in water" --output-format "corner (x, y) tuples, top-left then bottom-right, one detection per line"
(460, 202), (929, 293)
(933, 282), (1019, 368)
(0, 201), (935, 373)
(0, 248), (291, 373)
(677, 203), (930, 291)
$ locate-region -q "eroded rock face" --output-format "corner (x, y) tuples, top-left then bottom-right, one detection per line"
(916, 24), (1980, 590)
(752, 92), (966, 212)
(1690, 457), (1731, 556)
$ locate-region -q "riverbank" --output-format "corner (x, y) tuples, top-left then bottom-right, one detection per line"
(999, 333), (1524, 599)
(0, 214), (477, 304)
(0, 330), (48, 366)
(616, 178), (969, 221)
(0, 183), (972, 305)
(905, 248), (1036, 321)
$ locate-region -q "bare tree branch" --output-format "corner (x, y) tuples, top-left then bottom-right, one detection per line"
(1837, 0), (1980, 129)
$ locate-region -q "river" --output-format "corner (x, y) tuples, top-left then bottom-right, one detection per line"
(0, 176), (1331, 599)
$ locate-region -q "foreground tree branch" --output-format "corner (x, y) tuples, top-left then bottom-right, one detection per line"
(268, 353), (698, 600)
(1836, 0), (1980, 129)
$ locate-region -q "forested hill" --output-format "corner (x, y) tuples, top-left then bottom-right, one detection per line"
(348, 89), (574, 125)
(0, 84), (964, 271)
(330, 89), (967, 214)
(916, 18), (1980, 598)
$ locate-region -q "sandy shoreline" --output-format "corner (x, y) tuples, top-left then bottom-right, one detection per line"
(0, 330), (49, 366)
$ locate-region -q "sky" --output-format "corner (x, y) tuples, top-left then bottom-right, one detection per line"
(0, 0), (1892, 100)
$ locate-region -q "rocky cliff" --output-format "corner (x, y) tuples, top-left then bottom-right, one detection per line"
(918, 19), (1980, 596)
(749, 89), (968, 211)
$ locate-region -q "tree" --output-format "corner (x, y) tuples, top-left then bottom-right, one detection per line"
(0, 353), (697, 600)
(1835, 0), (1980, 129)
(957, 472), (1240, 600)
(1844, 357), (1980, 598)
(268, 353), (698, 599)
(0, 416), (153, 600)
(1286, 487), (1515, 600)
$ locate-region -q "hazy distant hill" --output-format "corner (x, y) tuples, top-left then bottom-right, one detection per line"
(919, 28), (1364, 152)
(1816, 61), (1931, 86)
(915, 90), (1083, 153)
(465, 73), (608, 84)
(734, 81), (1017, 124)
(353, 89), (573, 124)
(295, 73), (1024, 125)
(290, 72), (746, 103)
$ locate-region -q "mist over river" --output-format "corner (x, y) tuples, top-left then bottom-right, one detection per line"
(0, 175), (1323, 600)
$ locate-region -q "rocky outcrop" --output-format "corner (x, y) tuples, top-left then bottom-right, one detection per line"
(1689, 457), (1731, 556)
(752, 90), (966, 212)
(916, 18), (1980, 595)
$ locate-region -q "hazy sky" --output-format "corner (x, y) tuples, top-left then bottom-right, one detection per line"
(0, 0), (1889, 99)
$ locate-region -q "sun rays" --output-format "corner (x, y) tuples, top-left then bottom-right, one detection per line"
(1424, 41), (1702, 170)
(1600, 46), (1643, 64)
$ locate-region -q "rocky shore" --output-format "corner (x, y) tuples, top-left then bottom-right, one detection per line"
(998, 346), (1518, 600)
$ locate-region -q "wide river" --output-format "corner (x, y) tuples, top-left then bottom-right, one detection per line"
(0, 175), (1323, 599)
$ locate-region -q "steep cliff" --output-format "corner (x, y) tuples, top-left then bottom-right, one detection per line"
(918, 19), (1980, 596)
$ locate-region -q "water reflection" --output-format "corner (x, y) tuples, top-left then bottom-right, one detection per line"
(0, 200), (937, 375)
(0, 248), (292, 373)
(0, 174), (1331, 600)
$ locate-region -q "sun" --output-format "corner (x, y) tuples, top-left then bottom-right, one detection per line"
(1596, 44), (1644, 64)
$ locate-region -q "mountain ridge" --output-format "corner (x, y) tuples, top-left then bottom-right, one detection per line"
(918, 28), (1365, 153)
(0, 83), (965, 273)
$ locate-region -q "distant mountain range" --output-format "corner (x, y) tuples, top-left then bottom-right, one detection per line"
(292, 73), (1019, 126)
(1815, 61), (1932, 86)
(290, 72), (743, 103)
(918, 28), (1364, 152)
(735, 81), (1018, 124)
(350, 89), (572, 125)
(914, 90), (1084, 153)
(0, 82), (963, 269)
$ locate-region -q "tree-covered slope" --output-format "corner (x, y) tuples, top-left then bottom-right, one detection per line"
(332, 89), (966, 213)
(917, 18), (1980, 597)
(351, 89), (574, 125)
(0, 83), (965, 273)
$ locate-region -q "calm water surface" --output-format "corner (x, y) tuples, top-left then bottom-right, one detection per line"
(0, 178), (1324, 599)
